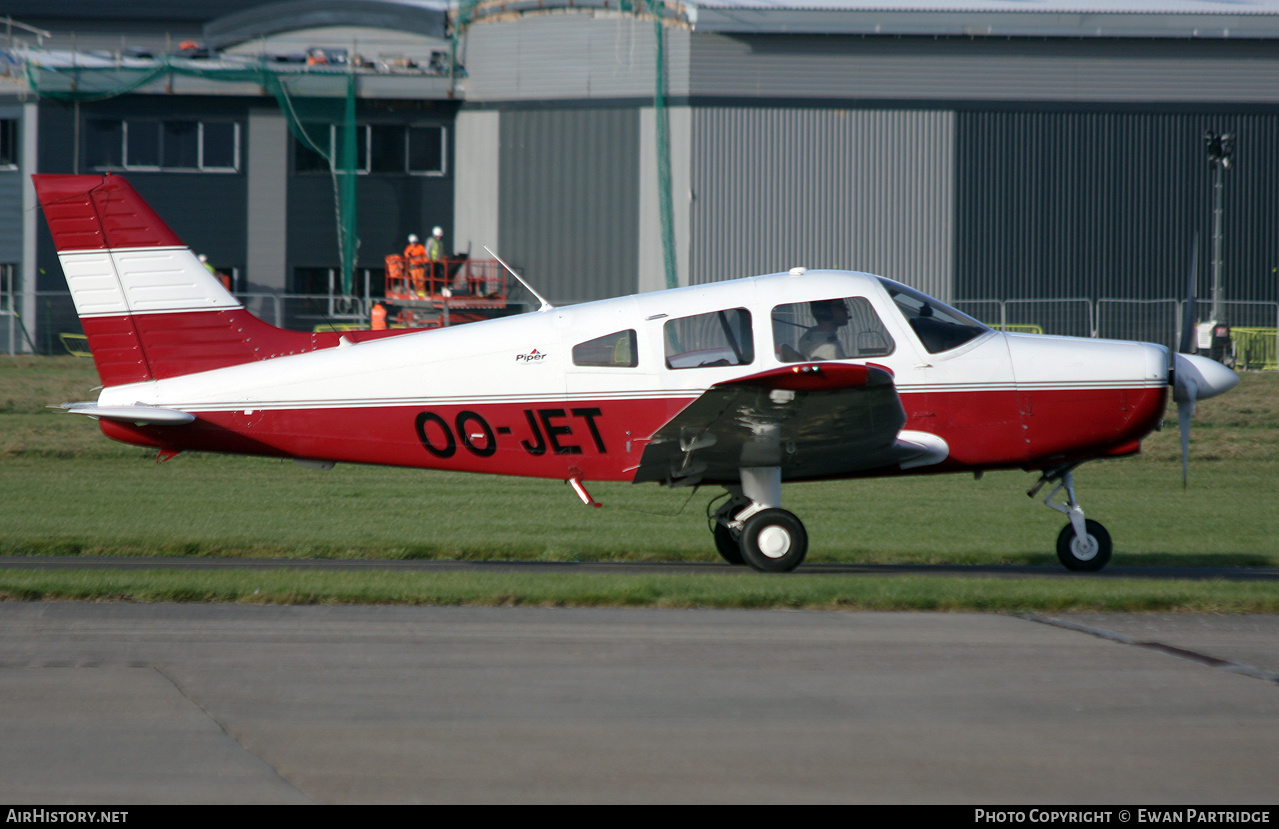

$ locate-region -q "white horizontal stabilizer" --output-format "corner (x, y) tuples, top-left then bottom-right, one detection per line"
(56, 402), (195, 425)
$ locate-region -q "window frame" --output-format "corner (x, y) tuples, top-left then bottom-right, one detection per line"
(86, 117), (241, 173)
(771, 296), (896, 363)
(0, 120), (18, 169)
(572, 329), (639, 368)
(878, 277), (991, 355)
(294, 123), (447, 176)
(664, 308), (755, 370)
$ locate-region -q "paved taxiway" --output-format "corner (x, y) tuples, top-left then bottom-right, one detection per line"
(0, 603), (1276, 804)
(4, 555), (1278, 581)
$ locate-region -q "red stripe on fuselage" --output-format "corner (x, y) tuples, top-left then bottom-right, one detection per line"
(99, 397), (696, 482)
(96, 384), (1167, 482)
(901, 384), (1167, 470)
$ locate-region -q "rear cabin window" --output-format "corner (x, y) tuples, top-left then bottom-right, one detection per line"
(879, 278), (989, 354)
(664, 308), (754, 369)
(771, 297), (894, 362)
(572, 329), (638, 367)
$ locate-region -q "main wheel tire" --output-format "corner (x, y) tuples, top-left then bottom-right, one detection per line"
(713, 522), (746, 565)
(1056, 519), (1112, 572)
(740, 509), (808, 573)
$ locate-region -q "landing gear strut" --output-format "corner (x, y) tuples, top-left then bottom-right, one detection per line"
(709, 468), (808, 572)
(1030, 464), (1113, 572)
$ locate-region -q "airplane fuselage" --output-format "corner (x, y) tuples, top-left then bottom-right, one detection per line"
(90, 270), (1169, 482)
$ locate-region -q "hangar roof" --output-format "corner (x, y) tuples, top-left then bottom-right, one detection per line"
(468, 0), (1279, 39)
(205, 0), (447, 49)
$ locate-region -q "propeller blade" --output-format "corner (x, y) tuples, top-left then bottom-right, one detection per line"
(1178, 235), (1199, 355)
(1178, 384), (1196, 488)
(1172, 352), (1238, 487)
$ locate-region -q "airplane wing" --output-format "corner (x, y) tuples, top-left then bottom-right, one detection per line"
(632, 363), (946, 486)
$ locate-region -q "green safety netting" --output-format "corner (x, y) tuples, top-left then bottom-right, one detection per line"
(24, 0), (687, 294)
(23, 58), (359, 296)
(453, 0), (682, 289)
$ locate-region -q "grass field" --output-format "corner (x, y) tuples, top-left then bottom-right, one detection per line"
(2, 356), (1277, 609)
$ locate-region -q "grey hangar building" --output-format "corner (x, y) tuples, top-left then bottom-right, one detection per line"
(2, 0), (1278, 356)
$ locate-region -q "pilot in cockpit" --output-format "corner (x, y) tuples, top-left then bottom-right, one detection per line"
(797, 299), (850, 361)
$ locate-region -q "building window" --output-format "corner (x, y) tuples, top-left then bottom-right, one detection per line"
(291, 267), (335, 295)
(369, 125), (405, 173)
(85, 118), (240, 172)
(0, 120), (17, 168)
(294, 124), (445, 175)
(0, 263), (15, 311)
(85, 119), (123, 168)
(408, 126), (445, 175)
(293, 123), (332, 173)
(294, 123), (370, 172)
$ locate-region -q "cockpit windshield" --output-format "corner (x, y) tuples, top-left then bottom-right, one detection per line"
(878, 277), (990, 354)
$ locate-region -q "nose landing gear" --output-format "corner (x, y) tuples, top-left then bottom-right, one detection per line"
(1030, 464), (1113, 572)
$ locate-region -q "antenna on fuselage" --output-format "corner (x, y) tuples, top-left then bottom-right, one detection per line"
(484, 246), (554, 312)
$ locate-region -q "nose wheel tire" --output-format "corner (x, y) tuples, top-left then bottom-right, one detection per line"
(740, 509), (808, 573)
(1056, 519), (1112, 572)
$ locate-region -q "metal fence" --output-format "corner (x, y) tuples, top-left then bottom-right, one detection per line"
(6, 290), (1278, 371)
(953, 297), (1278, 369)
(1, 291), (376, 357)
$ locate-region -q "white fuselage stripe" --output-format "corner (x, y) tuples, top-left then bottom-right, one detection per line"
(108, 382), (1162, 415)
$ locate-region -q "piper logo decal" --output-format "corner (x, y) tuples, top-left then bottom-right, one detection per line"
(515, 348), (548, 363)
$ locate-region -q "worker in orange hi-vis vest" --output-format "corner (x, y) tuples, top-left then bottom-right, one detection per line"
(370, 302), (387, 330)
(404, 234), (427, 297)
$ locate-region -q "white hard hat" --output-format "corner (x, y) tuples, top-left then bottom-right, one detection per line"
(408, 234), (419, 243)
(432, 226), (443, 236)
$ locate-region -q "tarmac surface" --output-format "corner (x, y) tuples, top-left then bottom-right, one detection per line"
(0, 602), (1276, 804)
(3, 555), (1277, 581)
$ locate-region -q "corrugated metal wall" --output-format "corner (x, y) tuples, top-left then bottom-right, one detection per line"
(688, 35), (1279, 105)
(0, 172), (21, 264)
(498, 108), (640, 305)
(689, 108), (954, 299)
(0, 105), (22, 262)
(955, 111), (1279, 303)
(464, 16), (689, 102)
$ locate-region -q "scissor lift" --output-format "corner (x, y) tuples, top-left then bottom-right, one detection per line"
(384, 255), (508, 328)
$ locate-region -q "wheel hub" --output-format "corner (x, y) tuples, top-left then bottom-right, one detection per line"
(756, 525), (793, 559)
(1070, 534), (1099, 561)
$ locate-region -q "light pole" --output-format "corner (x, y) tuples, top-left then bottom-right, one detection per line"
(1204, 130), (1234, 325)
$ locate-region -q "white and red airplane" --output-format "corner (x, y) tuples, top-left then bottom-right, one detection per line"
(33, 173), (1238, 573)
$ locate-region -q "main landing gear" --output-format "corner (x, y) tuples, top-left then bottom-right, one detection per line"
(708, 468), (808, 573)
(1029, 464), (1113, 572)
(708, 464), (1112, 574)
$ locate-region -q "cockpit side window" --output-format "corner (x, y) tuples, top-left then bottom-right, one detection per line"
(664, 308), (754, 369)
(573, 329), (638, 367)
(772, 296), (895, 363)
(879, 278), (989, 354)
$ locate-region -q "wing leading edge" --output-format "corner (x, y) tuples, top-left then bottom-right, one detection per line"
(633, 363), (947, 487)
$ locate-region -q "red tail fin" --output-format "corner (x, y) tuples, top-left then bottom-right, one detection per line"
(34, 174), (378, 386)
